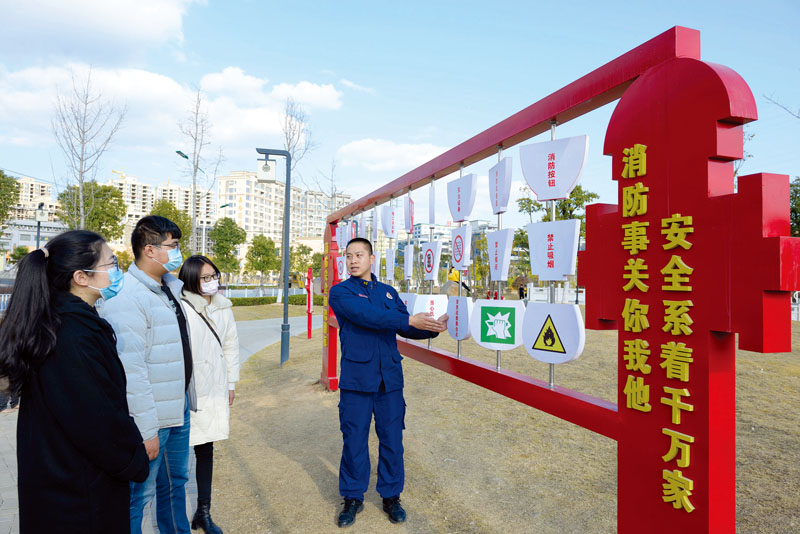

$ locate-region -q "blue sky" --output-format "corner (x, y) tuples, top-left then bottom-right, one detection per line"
(1, 0), (798, 230)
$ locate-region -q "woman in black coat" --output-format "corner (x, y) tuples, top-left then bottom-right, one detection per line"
(0, 230), (150, 533)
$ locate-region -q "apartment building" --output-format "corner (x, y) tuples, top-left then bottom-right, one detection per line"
(10, 176), (59, 222)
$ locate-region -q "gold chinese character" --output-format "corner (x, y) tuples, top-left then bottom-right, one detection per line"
(623, 258), (650, 292)
(663, 300), (694, 336)
(662, 469), (695, 513)
(660, 342), (693, 382)
(622, 298), (650, 333)
(662, 428), (695, 468)
(661, 387), (694, 425)
(622, 181), (649, 217)
(661, 213), (694, 250)
(623, 339), (651, 374)
(622, 143), (647, 178)
(623, 375), (651, 412)
(661, 255), (693, 292)
(622, 221), (650, 255)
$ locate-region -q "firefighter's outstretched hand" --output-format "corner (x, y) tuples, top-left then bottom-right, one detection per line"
(410, 312), (448, 332)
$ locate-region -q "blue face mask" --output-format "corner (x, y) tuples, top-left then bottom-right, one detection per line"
(87, 266), (125, 301)
(154, 246), (183, 272)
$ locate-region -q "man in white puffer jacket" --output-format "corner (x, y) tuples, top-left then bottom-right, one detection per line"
(99, 216), (196, 534)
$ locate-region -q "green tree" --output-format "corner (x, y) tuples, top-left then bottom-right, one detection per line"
(117, 250), (133, 272)
(0, 170), (21, 228)
(512, 228), (531, 277)
(791, 177), (800, 237)
(290, 244), (313, 273)
(57, 181), (126, 240)
(311, 252), (325, 277)
(10, 245), (28, 264)
(149, 199), (192, 255)
(516, 184), (599, 237)
(209, 217), (246, 282)
(246, 234), (280, 285)
(516, 187), (544, 224)
(471, 233), (490, 291)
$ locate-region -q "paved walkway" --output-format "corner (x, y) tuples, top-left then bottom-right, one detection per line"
(0, 316), (323, 534)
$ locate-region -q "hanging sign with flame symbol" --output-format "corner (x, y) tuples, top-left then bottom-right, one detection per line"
(522, 303), (585, 364)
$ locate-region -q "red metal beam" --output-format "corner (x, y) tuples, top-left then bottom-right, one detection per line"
(397, 339), (620, 440)
(327, 26), (700, 222)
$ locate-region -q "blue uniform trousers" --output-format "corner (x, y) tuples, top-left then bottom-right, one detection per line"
(338, 387), (405, 501)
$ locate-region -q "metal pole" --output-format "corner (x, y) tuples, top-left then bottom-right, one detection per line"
(36, 221), (41, 249)
(495, 147), (503, 371)
(428, 223), (434, 348)
(281, 153), (292, 366)
(457, 164), (464, 358)
(548, 121), (556, 388)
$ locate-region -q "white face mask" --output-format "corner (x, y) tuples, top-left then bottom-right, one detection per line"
(200, 279), (219, 296)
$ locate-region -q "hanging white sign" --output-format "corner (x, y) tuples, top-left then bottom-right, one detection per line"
(488, 157), (513, 214)
(335, 255), (348, 280)
(527, 219), (580, 281)
(385, 248), (395, 281)
(411, 294), (448, 319)
(404, 196), (414, 233)
(450, 224), (472, 270)
(404, 244), (414, 280)
(398, 292), (417, 315)
(350, 221), (357, 244)
(371, 208), (378, 242)
(358, 214), (366, 238)
(469, 299), (526, 350)
(522, 303), (585, 364)
(371, 249), (381, 277)
(446, 173), (477, 222)
(429, 182), (436, 225)
(381, 204), (397, 238)
(447, 296), (474, 340)
(336, 223), (345, 249)
(519, 135), (588, 201)
(420, 241), (442, 282)
(487, 228), (514, 281)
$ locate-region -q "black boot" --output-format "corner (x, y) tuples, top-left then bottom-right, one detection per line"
(191, 500), (223, 534)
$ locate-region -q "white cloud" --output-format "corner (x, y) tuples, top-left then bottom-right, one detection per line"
(340, 79), (375, 94)
(337, 138), (448, 173)
(270, 81), (343, 110)
(0, 63), (342, 180)
(1, 0), (197, 61)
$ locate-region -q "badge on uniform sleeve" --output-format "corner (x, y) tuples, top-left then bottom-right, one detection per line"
(386, 292), (393, 300)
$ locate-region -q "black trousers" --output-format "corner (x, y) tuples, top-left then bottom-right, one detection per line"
(194, 442), (214, 502)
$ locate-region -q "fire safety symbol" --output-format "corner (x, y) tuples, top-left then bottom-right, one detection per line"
(532, 315), (566, 354)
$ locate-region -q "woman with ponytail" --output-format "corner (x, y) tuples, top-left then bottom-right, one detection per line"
(0, 230), (149, 534)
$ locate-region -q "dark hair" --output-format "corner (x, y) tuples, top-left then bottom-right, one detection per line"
(131, 215), (181, 260)
(0, 230), (106, 396)
(346, 237), (373, 256)
(179, 255), (220, 295)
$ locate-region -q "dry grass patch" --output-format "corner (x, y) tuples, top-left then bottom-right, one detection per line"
(210, 321), (800, 533)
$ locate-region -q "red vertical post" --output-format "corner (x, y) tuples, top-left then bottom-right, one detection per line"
(306, 267), (313, 339)
(581, 57), (798, 532)
(320, 222), (340, 391)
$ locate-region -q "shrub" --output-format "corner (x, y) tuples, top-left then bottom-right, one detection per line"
(230, 296), (277, 306)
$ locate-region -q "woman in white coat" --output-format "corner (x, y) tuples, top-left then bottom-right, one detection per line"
(177, 256), (240, 534)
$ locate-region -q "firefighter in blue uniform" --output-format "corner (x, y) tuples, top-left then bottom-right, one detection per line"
(329, 237), (448, 528)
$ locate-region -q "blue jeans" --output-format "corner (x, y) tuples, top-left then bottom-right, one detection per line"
(130, 396), (191, 534)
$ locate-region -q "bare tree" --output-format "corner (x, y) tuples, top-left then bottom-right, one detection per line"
(52, 67), (126, 228)
(765, 93), (800, 120)
(178, 89), (212, 252)
(281, 97), (316, 172)
(312, 157), (343, 210)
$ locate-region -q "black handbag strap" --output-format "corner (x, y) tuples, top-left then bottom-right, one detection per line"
(181, 298), (222, 348)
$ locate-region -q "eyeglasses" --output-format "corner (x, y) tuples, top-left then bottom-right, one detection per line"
(96, 256), (119, 270)
(200, 273), (220, 283)
(153, 242), (180, 250)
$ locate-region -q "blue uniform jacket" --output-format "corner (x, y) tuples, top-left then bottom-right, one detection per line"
(329, 274), (436, 392)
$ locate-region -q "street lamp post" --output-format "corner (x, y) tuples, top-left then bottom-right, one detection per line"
(35, 202), (48, 248)
(256, 148), (292, 366)
(176, 150), (208, 253)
